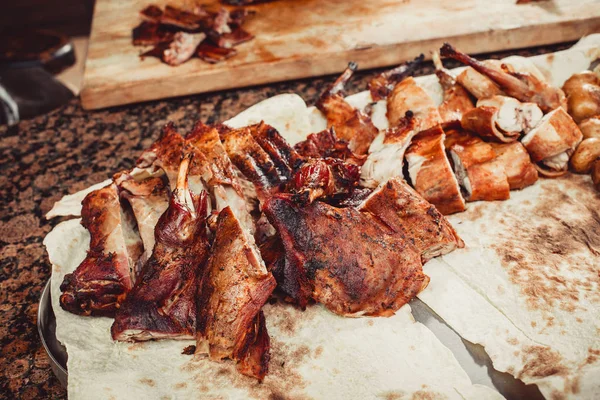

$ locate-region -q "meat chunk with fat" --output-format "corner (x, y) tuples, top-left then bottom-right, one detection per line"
(387, 77), (442, 132)
(490, 142), (538, 190)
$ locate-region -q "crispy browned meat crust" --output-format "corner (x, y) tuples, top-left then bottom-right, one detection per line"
(196, 206), (276, 380)
(368, 55), (424, 101)
(490, 142), (538, 190)
(263, 195), (427, 316)
(387, 77), (442, 132)
(111, 158), (210, 341)
(294, 128), (365, 165)
(317, 63), (379, 155)
(60, 183), (143, 317)
(359, 178), (464, 262)
(137, 122), (186, 188)
(405, 128), (466, 215)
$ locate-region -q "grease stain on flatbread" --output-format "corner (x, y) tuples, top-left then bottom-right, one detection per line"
(378, 391), (404, 400)
(173, 382), (188, 390)
(412, 390), (448, 400)
(139, 377), (155, 387)
(519, 345), (568, 379)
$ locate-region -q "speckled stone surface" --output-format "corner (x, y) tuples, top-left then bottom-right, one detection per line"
(0, 42), (571, 399)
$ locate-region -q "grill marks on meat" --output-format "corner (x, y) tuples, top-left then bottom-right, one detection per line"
(196, 206), (276, 380)
(220, 122), (304, 202)
(60, 183), (144, 317)
(111, 156), (210, 341)
(368, 54), (425, 101)
(263, 195), (428, 316)
(317, 63), (379, 155)
(359, 178), (463, 262)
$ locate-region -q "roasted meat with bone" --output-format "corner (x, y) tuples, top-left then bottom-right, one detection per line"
(489, 142), (538, 190)
(294, 128), (365, 165)
(111, 156), (210, 341)
(317, 63), (379, 155)
(368, 54), (424, 101)
(358, 177), (464, 262)
(220, 122), (304, 203)
(446, 130), (510, 201)
(432, 51), (474, 127)
(405, 127), (466, 215)
(60, 183), (144, 317)
(196, 206), (276, 380)
(360, 112), (417, 188)
(441, 43), (566, 113)
(521, 107), (583, 177)
(289, 158), (360, 204)
(263, 195), (427, 316)
(456, 66), (505, 100)
(387, 77), (442, 132)
(461, 96), (542, 143)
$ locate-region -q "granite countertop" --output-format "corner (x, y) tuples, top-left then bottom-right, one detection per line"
(0, 42), (571, 398)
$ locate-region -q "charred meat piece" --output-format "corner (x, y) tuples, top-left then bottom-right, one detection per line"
(210, 27), (254, 49)
(461, 96), (542, 143)
(263, 195), (427, 316)
(220, 122), (304, 202)
(196, 43), (237, 63)
(358, 178), (463, 262)
(317, 63), (379, 155)
(360, 112), (417, 188)
(441, 43), (566, 113)
(387, 77), (442, 132)
(163, 32), (206, 66)
(196, 206), (276, 380)
(140, 5), (164, 21)
(229, 8), (254, 28)
(289, 158), (360, 204)
(521, 107), (583, 177)
(137, 122), (186, 189)
(447, 130), (510, 201)
(561, 71), (600, 124)
(294, 128), (365, 165)
(115, 172), (170, 264)
(456, 67), (505, 100)
(111, 156), (210, 341)
(405, 127), (466, 215)
(132, 22), (175, 46)
(368, 54), (424, 101)
(161, 5), (210, 30)
(60, 183), (144, 317)
(490, 142), (538, 190)
(236, 312), (270, 381)
(432, 51), (475, 127)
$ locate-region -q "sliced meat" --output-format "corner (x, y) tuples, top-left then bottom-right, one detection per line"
(196, 206), (276, 380)
(387, 77), (442, 132)
(317, 63), (379, 155)
(405, 127), (466, 215)
(441, 43), (567, 113)
(521, 107), (583, 177)
(60, 183), (144, 317)
(163, 32), (206, 66)
(368, 54), (424, 101)
(432, 51), (475, 127)
(196, 43), (237, 63)
(490, 142), (538, 190)
(360, 113), (417, 188)
(358, 177), (464, 261)
(111, 156), (210, 341)
(447, 130), (510, 201)
(132, 22), (175, 46)
(263, 195), (427, 316)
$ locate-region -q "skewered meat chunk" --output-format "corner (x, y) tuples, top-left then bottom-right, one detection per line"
(358, 177), (464, 262)
(360, 113), (417, 188)
(115, 172), (170, 264)
(387, 77), (442, 132)
(368, 54), (424, 101)
(461, 96), (542, 142)
(456, 67), (505, 100)
(521, 108), (583, 177)
(317, 63), (379, 155)
(561, 71), (600, 123)
(60, 183), (144, 317)
(405, 127), (466, 215)
(220, 122), (304, 203)
(111, 156), (210, 341)
(446, 130), (510, 201)
(489, 142), (538, 190)
(264, 195), (428, 316)
(441, 43), (567, 113)
(196, 206), (275, 380)
(432, 51), (475, 127)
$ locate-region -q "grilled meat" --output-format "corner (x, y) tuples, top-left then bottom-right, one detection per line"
(196, 206), (276, 380)
(405, 127), (466, 215)
(317, 63), (379, 155)
(60, 183), (144, 317)
(263, 195), (427, 316)
(294, 128), (365, 165)
(387, 77), (442, 132)
(368, 54), (425, 101)
(490, 142), (538, 190)
(432, 51), (474, 127)
(289, 158), (360, 204)
(456, 67), (505, 100)
(111, 156), (210, 341)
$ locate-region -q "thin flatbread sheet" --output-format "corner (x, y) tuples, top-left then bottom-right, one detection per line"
(45, 219), (501, 399)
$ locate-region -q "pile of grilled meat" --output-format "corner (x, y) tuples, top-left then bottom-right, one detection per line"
(133, 4), (255, 66)
(59, 43), (599, 380)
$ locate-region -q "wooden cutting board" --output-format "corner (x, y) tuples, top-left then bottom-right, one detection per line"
(81, 0), (600, 110)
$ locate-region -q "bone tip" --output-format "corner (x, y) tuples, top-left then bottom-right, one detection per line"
(439, 43), (455, 57)
(348, 61), (358, 71)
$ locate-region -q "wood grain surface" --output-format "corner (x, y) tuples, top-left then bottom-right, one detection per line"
(81, 0), (600, 109)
